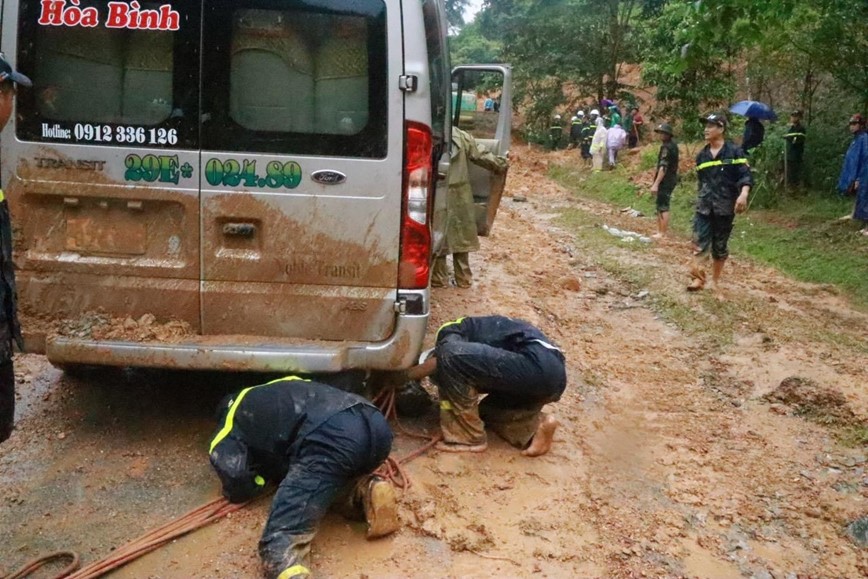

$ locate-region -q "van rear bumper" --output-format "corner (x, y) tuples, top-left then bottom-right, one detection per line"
(45, 314), (428, 373)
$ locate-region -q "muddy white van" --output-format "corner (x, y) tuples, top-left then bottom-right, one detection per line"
(0, 0), (511, 373)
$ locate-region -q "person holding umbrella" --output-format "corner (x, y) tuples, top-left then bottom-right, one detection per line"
(730, 100), (776, 155)
(742, 117), (765, 155)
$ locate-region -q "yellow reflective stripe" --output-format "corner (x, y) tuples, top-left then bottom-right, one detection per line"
(0, 189), (5, 202)
(783, 132), (805, 138)
(209, 375), (308, 453)
(277, 565), (310, 579)
(435, 316), (465, 340)
(254, 475), (265, 486)
(695, 158), (748, 171)
(440, 400), (453, 410)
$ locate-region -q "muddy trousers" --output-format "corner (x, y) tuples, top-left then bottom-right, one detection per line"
(259, 405), (392, 579)
(432, 253), (472, 287)
(434, 337), (566, 448)
(0, 359), (13, 443)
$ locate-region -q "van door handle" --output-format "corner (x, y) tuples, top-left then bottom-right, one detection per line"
(223, 222), (257, 237)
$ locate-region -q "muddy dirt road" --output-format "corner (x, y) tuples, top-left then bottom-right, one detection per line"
(2, 145), (867, 578)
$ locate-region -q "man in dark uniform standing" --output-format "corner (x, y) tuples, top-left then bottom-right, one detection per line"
(0, 56), (31, 443)
(689, 112), (753, 292)
(783, 110), (806, 188)
(209, 377), (399, 579)
(403, 315), (566, 456)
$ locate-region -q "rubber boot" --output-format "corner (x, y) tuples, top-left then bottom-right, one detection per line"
(260, 532), (316, 579)
(439, 397), (487, 448)
(362, 475), (399, 539)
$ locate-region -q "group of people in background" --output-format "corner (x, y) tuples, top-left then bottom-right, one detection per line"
(556, 100), (644, 169)
(557, 100), (865, 291)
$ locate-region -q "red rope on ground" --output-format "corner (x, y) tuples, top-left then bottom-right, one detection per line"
(2, 551), (80, 579)
(5, 386), (439, 579)
(372, 386), (443, 490)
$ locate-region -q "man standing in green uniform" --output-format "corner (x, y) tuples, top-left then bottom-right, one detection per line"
(783, 110), (806, 188)
(0, 56), (31, 443)
(689, 112), (752, 293)
(432, 127), (508, 288)
(647, 123), (679, 239)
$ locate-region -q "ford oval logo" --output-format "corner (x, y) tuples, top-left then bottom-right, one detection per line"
(311, 170), (347, 185)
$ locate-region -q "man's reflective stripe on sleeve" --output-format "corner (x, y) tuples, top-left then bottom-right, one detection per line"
(209, 375), (308, 453)
(695, 158), (749, 171)
(784, 132), (806, 138)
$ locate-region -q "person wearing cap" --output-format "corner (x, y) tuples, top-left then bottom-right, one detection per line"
(837, 114), (868, 236)
(783, 111), (806, 188)
(643, 123), (679, 238)
(549, 114), (564, 150)
(0, 56), (31, 444)
(400, 315), (566, 456)
(689, 112), (753, 292)
(209, 377), (399, 579)
(568, 115), (583, 149)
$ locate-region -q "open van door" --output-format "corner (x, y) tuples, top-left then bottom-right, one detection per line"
(451, 65), (512, 236)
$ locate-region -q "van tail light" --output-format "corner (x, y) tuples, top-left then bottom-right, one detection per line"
(398, 121), (433, 289)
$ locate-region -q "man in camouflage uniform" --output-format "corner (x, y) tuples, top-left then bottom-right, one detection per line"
(432, 127), (508, 288)
(403, 315), (565, 457)
(0, 56), (31, 443)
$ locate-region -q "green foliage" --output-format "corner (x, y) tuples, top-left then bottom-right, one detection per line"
(449, 21), (501, 65)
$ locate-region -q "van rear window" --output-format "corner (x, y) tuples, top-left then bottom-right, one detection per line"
(15, 0), (387, 158)
(16, 0), (201, 149)
(202, 0), (388, 158)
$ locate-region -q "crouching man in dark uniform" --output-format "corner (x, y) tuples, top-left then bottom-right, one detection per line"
(209, 376), (399, 579)
(405, 315), (566, 456)
(0, 56), (31, 444)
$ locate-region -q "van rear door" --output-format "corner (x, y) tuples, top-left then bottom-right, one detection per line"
(7, 0), (202, 339)
(451, 65), (512, 235)
(199, 0), (402, 342)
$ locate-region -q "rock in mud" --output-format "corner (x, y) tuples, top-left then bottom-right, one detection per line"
(763, 376), (861, 427)
(845, 515), (868, 547)
(559, 276), (582, 292)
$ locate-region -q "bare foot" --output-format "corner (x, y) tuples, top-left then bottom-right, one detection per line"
(435, 440), (488, 453)
(522, 415), (559, 457)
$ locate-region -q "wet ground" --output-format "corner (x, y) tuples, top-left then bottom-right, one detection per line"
(2, 144), (867, 578)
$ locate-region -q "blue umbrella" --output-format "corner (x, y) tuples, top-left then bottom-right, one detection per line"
(730, 100), (778, 121)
